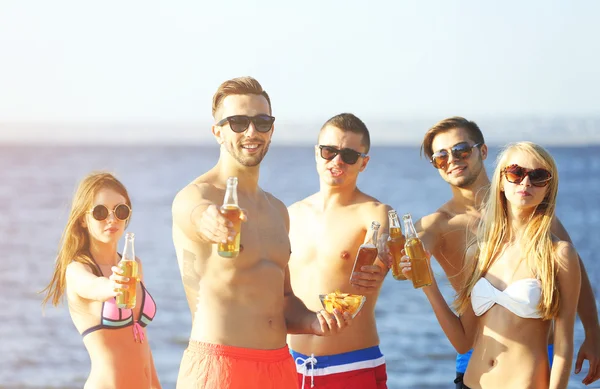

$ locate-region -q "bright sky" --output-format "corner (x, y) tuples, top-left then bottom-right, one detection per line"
(1, 1), (600, 143)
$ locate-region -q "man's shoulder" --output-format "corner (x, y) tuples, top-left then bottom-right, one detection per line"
(288, 193), (318, 213)
(416, 208), (452, 233)
(353, 190), (389, 210)
(263, 190), (290, 220)
(174, 177), (219, 203)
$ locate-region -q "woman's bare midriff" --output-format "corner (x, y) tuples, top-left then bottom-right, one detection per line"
(464, 306), (551, 389)
(83, 329), (154, 389)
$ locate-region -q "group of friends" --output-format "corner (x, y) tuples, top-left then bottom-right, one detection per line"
(41, 76), (600, 389)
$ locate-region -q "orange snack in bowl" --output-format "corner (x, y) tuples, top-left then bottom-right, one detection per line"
(320, 290), (366, 317)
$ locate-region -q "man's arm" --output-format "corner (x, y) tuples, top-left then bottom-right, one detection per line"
(551, 217), (600, 384)
(283, 265), (351, 336)
(172, 183), (242, 244)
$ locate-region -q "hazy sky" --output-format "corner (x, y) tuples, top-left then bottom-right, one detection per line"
(1, 1), (600, 143)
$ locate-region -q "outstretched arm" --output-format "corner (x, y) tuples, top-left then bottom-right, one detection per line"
(401, 248), (478, 354)
(65, 262), (128, 302)
(283, 266), (352, 336)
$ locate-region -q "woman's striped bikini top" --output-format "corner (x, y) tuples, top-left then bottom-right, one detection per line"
(80, 258), (157, 342)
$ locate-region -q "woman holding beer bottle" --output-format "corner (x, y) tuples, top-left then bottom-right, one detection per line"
(401, 142), (580, 389)
(42, 172), (161, 389)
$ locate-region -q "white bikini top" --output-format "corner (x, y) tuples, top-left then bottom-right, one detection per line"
(471, 277), (542, 319)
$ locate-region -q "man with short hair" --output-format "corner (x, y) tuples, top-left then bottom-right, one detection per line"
(172, 77), (353, 389)
(288, 113), (391, 389)
(415, 116), (600, 388)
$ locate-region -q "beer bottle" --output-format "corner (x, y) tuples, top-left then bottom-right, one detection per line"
(116, 232), (138, 309)
(387, 210), (407, 280)
(218, 177), (242, 258)
(350, 221), (380, 282)
(402, 213), (433, 288)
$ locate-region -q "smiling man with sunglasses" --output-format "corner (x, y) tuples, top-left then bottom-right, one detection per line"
(287, 113), (392, 389)
(171, 77), (353, 389)
(413, 116), (600, 388)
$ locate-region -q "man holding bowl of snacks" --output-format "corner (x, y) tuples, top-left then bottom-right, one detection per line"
(287, 113), (392, 389)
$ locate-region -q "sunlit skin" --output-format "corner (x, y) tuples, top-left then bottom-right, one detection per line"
(66, 188), (161, 389)
(500, 152), (549, 211)
(416, 128), (490, 291)
(214, 94), (273, 168)
(401, 149), (581, 389)
(390, 122), (600, 385)
(430, 128), (487, 190)
(172, 94), (353, 357)
(288, 124), (391, 356)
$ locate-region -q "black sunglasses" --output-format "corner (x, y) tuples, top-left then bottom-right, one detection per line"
(503, 164), (552, 187)
(430, 142), (482, 169)
(88, 204), (131, 221)
(318, 145), (367, 165)
(216, 114), (275, 133)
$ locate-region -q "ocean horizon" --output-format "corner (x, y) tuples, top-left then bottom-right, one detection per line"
(2, 115), (600, 146)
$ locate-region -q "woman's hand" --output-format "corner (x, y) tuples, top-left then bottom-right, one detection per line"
(108, 266), (131, 297)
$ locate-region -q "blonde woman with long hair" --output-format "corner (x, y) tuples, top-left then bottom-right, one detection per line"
(42, 172), (161, 389)
(401, 142), (580, 389)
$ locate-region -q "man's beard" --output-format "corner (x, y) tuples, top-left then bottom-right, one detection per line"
(225, 141), (270, 167)
(452, 162), (483, 189)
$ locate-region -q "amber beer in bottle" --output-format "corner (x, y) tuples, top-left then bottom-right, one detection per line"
(350, 221), (380, 282)
(218, 177), (242, 258)
(116, 232), (138, 309)
(387, 210), (407, 280)
(402, 213), (432, 288)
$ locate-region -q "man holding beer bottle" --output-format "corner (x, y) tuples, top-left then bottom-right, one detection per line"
(414, 116), (600, 387)
(287, 113), (392, 389)
(171, 77), (354, 389)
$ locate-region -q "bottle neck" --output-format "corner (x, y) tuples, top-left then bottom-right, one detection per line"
(403, 218), (417, 239)
(223, 185), (238, 207)
(122, 238), (135, 261)
(366, 227), (379, 246)
(389, 213), (400, 228)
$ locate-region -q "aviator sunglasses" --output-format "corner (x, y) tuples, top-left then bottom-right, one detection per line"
(318, 145), (367, 165)
(430, 142), (482, 169)
(216, 114), (275, 133)
(502, 164), (552, 187)
(88, 204), (132, 221)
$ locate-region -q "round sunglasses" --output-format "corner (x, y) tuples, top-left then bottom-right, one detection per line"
(318, 145), (367, 165)
(216, 114), (275, 133)
(430, 142), (482, 169)
(88, 204), (131, 221)
(502, 164), (552, 187)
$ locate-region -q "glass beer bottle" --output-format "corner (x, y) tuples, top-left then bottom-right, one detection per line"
(218, 176), (242, 258)
(402, 213), (433, 289)
(387, 210), (407, 280)
(350, 221), (380, 282)
(116, 232), (139, 309)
